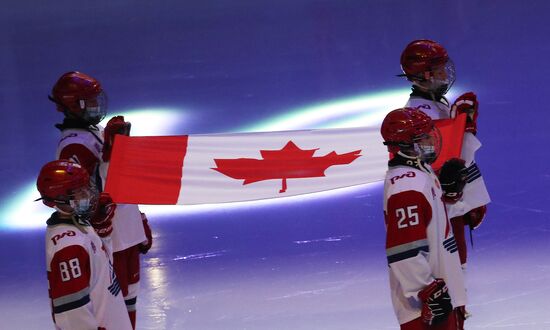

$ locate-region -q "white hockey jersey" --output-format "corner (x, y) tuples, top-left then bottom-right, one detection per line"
(56, 126), (146, 252)
(45, 214), (132, 330)
(406, 93), (491, 218)
(383, 156), (467, 325)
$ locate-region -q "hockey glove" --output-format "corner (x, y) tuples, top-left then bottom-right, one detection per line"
(102, 116), (131, 162)
(138, 212), (153, 254)
(463, 205), (487, 230)
(90, 192), (116, 237)
(418, 279), (453, 325)
(450, 92), (478, 134)
(439, 158), (467, 204)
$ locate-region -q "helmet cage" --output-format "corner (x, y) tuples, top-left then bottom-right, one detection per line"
(51, 90), (107, 125)
(42, 182), (98, 217)
(68, 185), (99, 216)
(412, 59), (456, 95)
(79, 90), (107, 125)
(410, 127), (442, 164)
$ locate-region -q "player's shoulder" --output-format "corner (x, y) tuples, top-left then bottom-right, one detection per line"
(59, 127), (102, 144)
(46, 224), (91, 251)
(385, 166), (431, 195)
(59, 128), (89, 141)
(58, 128), (103, 156)
(406, 96), (449, 119)
(406, 95), (436, 108)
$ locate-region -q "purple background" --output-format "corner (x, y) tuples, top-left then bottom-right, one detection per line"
(1, 1), (550, 329)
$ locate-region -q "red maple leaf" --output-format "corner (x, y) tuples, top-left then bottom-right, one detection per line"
(211, 141), (362, 193)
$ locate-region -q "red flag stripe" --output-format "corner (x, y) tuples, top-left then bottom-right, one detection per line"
(105, 135), (188, 204)
(431, 113), (467, 171)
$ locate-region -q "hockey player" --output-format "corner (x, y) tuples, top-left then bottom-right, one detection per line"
(37, 160), (133, 330)
(381, 108), (467, 329)
(49, 71), (153, 329)
(399, 39), (491, 269)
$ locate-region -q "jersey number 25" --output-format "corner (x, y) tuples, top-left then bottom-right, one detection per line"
(396, 205), (419, 229)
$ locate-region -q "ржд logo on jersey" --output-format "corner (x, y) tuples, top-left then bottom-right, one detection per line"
(51, 230), (76, 245)
(390, 171), (416, 184)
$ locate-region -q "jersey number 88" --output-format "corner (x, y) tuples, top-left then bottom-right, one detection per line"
(59, 258), (82, 282)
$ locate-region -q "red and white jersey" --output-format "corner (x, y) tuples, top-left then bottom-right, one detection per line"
(406, 94), (491, 217)
(57, 127), (104, 190)
(383, 157), (467, 325)
(45, 214), (132, 330)
(56, 126), (146, 252)
(405, 93), (451, 120)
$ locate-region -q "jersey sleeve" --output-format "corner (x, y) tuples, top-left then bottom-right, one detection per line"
(48, 245), (98, 329)
(447, 133), (490, 217)
(58, 143), (100, 178)
(385, 190), (434, 298)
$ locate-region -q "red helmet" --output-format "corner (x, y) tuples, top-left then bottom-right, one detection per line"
(400, 40), (455, 95)
(381, 108), (441, 163)
(36, 160), (90, 207)
(49, 71), (107, 125)
(400, 39), (449, 77)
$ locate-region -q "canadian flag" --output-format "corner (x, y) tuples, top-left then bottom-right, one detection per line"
(105, 115), (466, 205)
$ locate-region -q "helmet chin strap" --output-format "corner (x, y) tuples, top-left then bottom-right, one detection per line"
(54, 205), (73, 216)
(53, 205), (90, 233)
(396, 150), (418, 160)
(396, 150), (432, 174)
